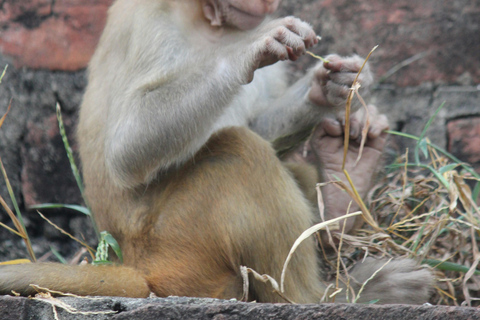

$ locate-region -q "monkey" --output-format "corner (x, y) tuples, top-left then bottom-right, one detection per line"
(0, 0), (433, 304)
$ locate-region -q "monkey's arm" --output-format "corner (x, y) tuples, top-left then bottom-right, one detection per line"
(101, 13), (317, 188)
(248, 69), (318, 151)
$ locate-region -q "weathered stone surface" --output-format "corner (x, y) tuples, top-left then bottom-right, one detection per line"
(1, 296), (480, 320)
(21, 113), (82, 207)
(278, 0), (480, 86)
(0, 0), (112, 70)
(447, 117), (480, 172)
(0, 55), (88, 262)
(370, 85), (480, 160)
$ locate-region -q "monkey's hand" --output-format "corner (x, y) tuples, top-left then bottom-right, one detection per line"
(242, 17), (317, 83)
(308, 54), (373, 118)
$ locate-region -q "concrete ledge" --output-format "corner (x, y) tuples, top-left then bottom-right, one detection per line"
(1, 295), (479, 320)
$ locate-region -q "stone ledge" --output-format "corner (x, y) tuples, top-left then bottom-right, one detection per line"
(1, 295), (479, 320)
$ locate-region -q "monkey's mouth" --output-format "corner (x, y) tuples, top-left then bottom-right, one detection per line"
(228, 5), (267, 30)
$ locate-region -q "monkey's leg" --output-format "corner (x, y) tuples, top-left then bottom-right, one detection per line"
(0, 262), (150, 297)
(203, 127), (324, 303)
(142, 126), (324, 303)
(282, 161), (319, 207)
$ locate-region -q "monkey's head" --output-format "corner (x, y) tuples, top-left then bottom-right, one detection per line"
(202, 0), (280, 30)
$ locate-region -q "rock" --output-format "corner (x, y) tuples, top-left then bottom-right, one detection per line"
(1, 296), (479, 320)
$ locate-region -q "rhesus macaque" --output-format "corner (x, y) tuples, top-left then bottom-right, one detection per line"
(0, 0), (433, 303)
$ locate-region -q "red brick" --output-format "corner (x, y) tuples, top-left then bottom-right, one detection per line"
(0, 0), (112, 71)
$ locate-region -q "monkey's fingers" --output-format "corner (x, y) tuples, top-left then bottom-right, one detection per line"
(281, 16), (318, 48)
(323, 54), (367, 72)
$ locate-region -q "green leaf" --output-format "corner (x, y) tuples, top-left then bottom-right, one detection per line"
(423, 259), (480, 275)
(50, 246), (67, 264)
(102, 231), (123, 263)
(418, 138), (429, 159)
(428, 167), (450, 189)
(30, 203), (91, 216)
(94, 231), (123, 264)
(413, 102), (446, 164)
(438, 163), (459, 174)
(92, 260), (113, 266)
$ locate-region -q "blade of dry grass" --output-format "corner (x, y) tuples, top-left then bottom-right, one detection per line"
(280, 211), (362, 293)
(377, 51), (431, 83)
(0, 259), (31, 265)
(342, 45), (378, 170)
(306, 51), (329, 63)
(240, 266), (294, 303)
(37, 211), (95, 259)
(353, 258), (392, 303)
(0, 157), (35, 261)
(0, 65), (7, 84)
(0, 99), (11, 129)
(462, 227), (480, 306)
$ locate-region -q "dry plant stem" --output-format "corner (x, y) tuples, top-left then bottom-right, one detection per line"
(32, 289), (116, 315)
(340, 45), (380, 231)
(334, 206), (349, 302)
(342, 45), (378, 170)
(280, 211), (362, 293)
(0, 197), (23, 237)
(354, 258), (393, 303)
(69, 247), (88, 265)
(241, 266), (295, 303)
(435, 284), (456, 302)
(306, 51), (329, 63)
(0, 103), (36, 260)
(37, 211), (96, 259)
(320, 283), (335, 303)
(0, 65), (7, 84)
(0, 259), (31, 266)
(316, 183), (338, 250)
(0, 100), (11, 129)
(343, 169), (380, 231)
(462, 227), (480, 306)
(377, 51), (431, 83)
(31, 285), (111, 300)
(0, 158), (36, 261)
(352, 88), (370, 167)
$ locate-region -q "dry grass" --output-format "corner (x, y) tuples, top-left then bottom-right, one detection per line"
(322, 145), (480, 306)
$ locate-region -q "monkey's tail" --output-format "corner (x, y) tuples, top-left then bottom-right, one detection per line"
(0, 262), (150, 297)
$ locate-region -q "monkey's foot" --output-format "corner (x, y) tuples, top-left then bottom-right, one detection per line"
(346, 258), (434, 304)
(312, 104), (389, 238)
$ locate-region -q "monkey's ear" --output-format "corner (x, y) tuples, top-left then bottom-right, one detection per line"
(202, 1), (222, 26)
